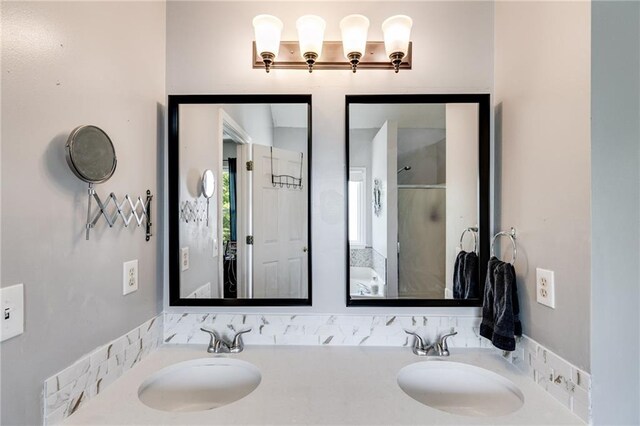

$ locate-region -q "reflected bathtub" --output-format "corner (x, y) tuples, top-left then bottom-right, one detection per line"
(349, 267), (385, 298)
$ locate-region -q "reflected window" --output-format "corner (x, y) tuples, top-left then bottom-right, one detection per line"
(349, 167), (367, 248)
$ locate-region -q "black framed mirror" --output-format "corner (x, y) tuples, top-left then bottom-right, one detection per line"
(169, 94), (312, 306)
(346, 94), (490, 307)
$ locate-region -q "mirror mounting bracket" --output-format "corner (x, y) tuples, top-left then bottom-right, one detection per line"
(84, 183), (153, 241)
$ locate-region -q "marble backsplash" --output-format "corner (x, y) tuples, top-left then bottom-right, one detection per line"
(163, 313), (491, 348)
(43, 315), (163, 425)
(505, 335), (591, 423)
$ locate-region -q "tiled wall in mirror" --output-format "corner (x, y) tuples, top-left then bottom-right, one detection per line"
(346, 95), (490, 307)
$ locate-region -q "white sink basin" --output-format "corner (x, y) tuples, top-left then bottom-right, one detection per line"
(397, 361), (524, 417)
(138, 358), (261, 412)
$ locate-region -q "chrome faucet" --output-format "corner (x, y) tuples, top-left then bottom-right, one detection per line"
(200, 328), (252, 353)
(404, 329), (458, 357)
(229, 329), (251, 353)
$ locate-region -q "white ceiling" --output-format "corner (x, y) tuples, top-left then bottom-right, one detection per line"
(270, 104), (308, 128)
(349, 104), (446, 130)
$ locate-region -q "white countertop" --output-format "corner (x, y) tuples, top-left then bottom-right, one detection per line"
(64, 345), (583, 425)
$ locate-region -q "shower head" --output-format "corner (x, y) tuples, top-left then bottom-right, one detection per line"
(397, 166), (412, 174)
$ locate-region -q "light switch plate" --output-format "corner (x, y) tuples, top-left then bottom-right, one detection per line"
(123, 260), (138, 295)
(536, 268), (555, 308)
(181, 247), (190, 271)
(1, 283), (24, 342)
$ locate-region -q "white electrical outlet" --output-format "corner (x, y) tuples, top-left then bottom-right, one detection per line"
(123, 260), (138, 295)
(212, 238), (218, 258)
(1, 283), (24, 342)
(536, 268), (555, 308)
(181, 247), (190, 271)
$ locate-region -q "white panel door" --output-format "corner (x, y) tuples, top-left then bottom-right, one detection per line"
(371, 121), (398, 297)
(252, 144), (308, 298)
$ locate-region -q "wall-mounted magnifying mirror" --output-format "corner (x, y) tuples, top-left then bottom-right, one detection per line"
(169, 95), (312, 306)
(202, 169), (216, 226)
(202, 169), (216, 198)
(64, 124), (152, 241)
(65, 125), (117, 184)
(346, 94), (490, 307)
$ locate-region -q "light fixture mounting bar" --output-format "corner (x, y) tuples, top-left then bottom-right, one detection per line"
(252, 41), (412, 71)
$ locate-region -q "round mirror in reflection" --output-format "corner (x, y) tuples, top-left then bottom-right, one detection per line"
(202, 169), (216, 199)
(65, 125), (117, 184)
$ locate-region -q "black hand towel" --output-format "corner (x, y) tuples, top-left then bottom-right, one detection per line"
(462, 252), (479, 299)
(453, 251), (480, 299)
(453, 251), (467, 299)
(480, 256), (522, 351)
(480, 256), (501, 341)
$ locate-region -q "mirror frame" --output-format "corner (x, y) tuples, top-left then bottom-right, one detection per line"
(168, 94), (313, 306)
(345, 94), (490, 307)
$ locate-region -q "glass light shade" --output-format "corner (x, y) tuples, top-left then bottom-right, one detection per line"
(296, 15), (326, 57)
(253, 15), (283, 58)
(382, 15), (413, 57)
(340, 14), (370, 58)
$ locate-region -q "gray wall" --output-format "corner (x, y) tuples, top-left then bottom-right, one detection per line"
(179, 105), (222, 298)
(494, 1), (591, 370)
(165, 0), (495, 315)
(591, 1), (640, 423)
(396, 129), (446, 185)
(273, 127), (308, 158)
(0, 2), (166, 425)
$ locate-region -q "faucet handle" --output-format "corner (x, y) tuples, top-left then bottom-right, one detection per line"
(438, 331), (458, 355)
(200, 327), (219, 353)
(230, 328), (252, 353)
(404, 329), (426, 350)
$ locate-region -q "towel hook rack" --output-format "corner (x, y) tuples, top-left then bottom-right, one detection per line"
(270, 147), (304, 190)
(458, 227), (478, 254)
(490, 227), (517, 264)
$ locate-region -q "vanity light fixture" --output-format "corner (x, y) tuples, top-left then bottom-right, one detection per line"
(252, 14), (283, 73)
(340, 14), (370, 73)
(296, 15), (326, 72)
(252, 14), (412, 73)
(382, 15), (413, 73)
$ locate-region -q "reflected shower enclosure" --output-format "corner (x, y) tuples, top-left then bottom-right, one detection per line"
(398, 185), (446, 299)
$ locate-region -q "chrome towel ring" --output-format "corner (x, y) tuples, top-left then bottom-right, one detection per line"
(459, 227), (478, 254)
(490, 227), (517, 264)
